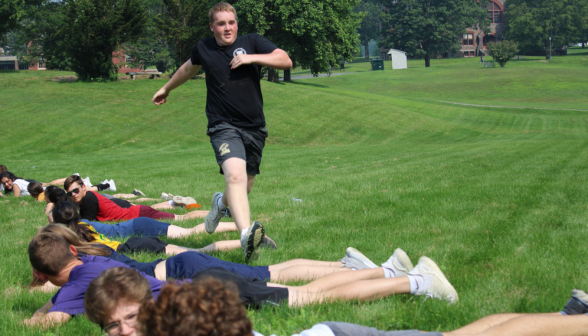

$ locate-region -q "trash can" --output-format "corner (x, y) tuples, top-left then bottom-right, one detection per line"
(371, 59), (384, 70)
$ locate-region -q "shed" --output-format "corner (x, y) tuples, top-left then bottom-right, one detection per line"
(387, 49), (407, 69)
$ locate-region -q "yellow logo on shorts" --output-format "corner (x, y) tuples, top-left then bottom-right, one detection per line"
(219, 143), (231, 156)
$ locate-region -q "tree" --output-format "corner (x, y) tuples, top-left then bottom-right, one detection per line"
(355, 1), (386, 59)
(235, 0), (363, 81)
(61, 0), (148, 80)
(0, 0), (43, 45)
(380, 0), (490, 67)
(486, 40), (518, 67)
(505, 0), (585, 59)
(154, 0), (211, 72)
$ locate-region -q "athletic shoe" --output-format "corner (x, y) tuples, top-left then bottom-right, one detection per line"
(260, 235), (278, 250)
(241, 221), (265, 263)
(223, 208), (232, 218)
(339, 247), (378, 270)
(172, 196), (201, 209)
(82, 177), (92, 187)
(409, 256), (458, 303)
(108, 179), (116, 192)
(562, 289), (588, 315)
(161, 192), (174, 201)
(381, 248), (414, 277)
(133, 189), (145, 197)
(205, 192), (224, 234)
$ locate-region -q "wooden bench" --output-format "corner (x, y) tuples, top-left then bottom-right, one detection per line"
(483, 61), (495, 68)
(126, 71), (162, 79)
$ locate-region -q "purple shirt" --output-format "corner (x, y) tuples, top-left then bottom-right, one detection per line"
(49, 255), (165, 316)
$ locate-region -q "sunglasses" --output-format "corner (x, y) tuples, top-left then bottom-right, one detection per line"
(67, 188), (81, 197)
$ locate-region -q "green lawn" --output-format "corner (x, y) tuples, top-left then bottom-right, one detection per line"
(1, 48), (588, 335)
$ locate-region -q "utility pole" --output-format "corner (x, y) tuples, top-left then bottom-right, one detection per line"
(549, 36), (552, 60)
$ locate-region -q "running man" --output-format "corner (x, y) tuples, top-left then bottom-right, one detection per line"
(152, 2), (292, 262)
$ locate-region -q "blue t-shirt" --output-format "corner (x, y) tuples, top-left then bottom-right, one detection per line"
(48, 255), (165, 316)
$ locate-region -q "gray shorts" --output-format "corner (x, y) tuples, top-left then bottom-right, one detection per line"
(322, 322), (443, 336)
(207, 122), (268, 176)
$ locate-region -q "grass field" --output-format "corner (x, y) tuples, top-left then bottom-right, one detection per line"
(1, 47), (588, 335)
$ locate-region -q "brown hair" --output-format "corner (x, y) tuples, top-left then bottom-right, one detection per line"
(85, 267), (153, 327)
(51, 201), (96, 243)
(64, 174), (84, 191)
(27, 181), (44, 199)
(0, 165), (7, 174)
(40, 224), (110, 257)
(209, 2), (237, 24)
(138, 277), (253, 336)
(28, 232), (76, 276)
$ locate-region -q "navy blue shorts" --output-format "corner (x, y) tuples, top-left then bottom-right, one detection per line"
(165, 251), (271, 280)
(83, 217), (170, 238)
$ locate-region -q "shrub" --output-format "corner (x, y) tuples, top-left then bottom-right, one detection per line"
(486, 41), (519, 68)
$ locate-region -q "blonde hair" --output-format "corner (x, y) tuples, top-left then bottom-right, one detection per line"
(209, 2), (237, 24)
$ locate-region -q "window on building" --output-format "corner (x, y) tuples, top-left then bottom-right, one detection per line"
(488, 1), (503, 23)
(125, 54), (132, 68)
(462, 33), (474, 46)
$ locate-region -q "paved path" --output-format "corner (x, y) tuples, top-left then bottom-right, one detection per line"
(437, 101), (588, 112)
(282, 72), (360, 80)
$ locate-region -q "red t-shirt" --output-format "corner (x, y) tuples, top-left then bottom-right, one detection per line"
(80, 191), (140, 221)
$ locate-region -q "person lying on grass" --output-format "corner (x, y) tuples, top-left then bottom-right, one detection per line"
(48, 201), (275, 252)
(134, 278), (588, 336)
(0, 171), (107, 198)
(28, 181), (112, 202)
(29, 223), (358, 294)
(24, 232), (457, 328)
(64, 175), (207, 221)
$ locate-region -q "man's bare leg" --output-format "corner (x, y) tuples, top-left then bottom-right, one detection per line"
(174, 211), (210, 220)
(194, 240), (241, 253)
(270, 265), (352, 282)
(269, 259), (343, 271)
(444, 313), (588, 336)
(285, 268), (385, 293)
(285, 276), (410, 307)
(221, 157), (251, 232)
(167, 222), (237, 238)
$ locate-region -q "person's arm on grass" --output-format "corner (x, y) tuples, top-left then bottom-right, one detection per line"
(230, 49), (292, 70)
(152, 60), (202, 105)
(13, 184), (21, 197)
(45, 202), (54, 216)
(23, 300), (71, 327)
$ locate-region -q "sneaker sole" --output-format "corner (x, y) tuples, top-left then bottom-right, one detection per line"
(244, 222), (265, 263)
(346, 247), (378, 268)
(418, 256), (459, 303)
(393, 248), (415, 273)
(205, 192), (223, 233)
(260, 236), (278, 250)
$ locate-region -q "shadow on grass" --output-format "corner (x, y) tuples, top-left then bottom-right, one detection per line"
(287, 81), (329, 88)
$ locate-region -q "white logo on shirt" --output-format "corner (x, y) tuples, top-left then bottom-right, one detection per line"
(233, 48), (247, 57)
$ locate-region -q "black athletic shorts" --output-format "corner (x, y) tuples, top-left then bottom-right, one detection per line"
(116, 237), (168, 254)
(207, 122), (268, 176)
(191, 267), (288, 309)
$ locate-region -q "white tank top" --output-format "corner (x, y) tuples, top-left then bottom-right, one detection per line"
(12, 179), (31, 196)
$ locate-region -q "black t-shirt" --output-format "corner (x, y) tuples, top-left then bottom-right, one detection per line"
(191, 34), (278, 129)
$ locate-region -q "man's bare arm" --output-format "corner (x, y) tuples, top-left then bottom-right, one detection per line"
(152, 60), (202, 105)
(23, 301), (71, 328)
(230, 49), (292, 70)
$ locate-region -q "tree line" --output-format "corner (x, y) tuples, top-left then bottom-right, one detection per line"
(1, 0), (587, 79)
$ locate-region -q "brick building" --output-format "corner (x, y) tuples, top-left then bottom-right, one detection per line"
(460, 0), (506, 57)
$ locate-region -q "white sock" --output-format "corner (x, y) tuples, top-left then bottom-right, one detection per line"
(217, 196), (227, 210)
(240, 228), (249, 239)
(407, 265), (424, 294)
(383, 268), (396, 278)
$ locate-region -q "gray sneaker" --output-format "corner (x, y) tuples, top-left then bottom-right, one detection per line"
(133, 189), (146, 197)
(260, 235), (278, 250)
(205, 192), (224, 234)
(161, 192), (174, 201)
(223, 208), (232, 218)
(562, 289), (588, 315)
(241, 222), (265, 263)
(381, 248), (414, 277)
(339, 247), (378, 270)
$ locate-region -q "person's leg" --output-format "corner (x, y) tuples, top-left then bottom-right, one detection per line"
(220, 157), (251, 232)
(174, 210), (210, 220)
(166, 222), (237, 238)
(194, 240), (241, 253)
(112, 193), (138, 199)
(285, 276), (410, 307)
(293, 268), (385, 293)
(269, 265), (352, 282)
(444, 313), (587, 336)
(269, 259), (343, 271)
(45, 177), (67, 186)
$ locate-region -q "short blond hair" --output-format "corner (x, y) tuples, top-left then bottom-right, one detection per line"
(209, 2), (237, 24)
